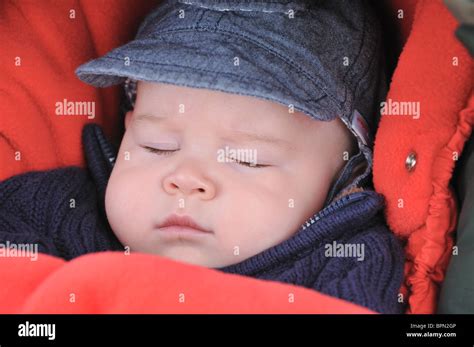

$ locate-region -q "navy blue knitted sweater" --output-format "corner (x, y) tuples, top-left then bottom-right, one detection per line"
(0, 124), (405, 314)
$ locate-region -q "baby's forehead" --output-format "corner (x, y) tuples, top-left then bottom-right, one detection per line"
(136, 81), (310, 126)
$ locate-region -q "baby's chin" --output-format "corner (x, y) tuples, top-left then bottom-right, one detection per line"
(130, 243), (237, 269)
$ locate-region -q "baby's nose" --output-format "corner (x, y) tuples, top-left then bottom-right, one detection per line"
(162, 172), (216, 200)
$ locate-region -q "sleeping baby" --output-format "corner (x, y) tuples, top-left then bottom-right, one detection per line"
(0, 0), (404, 313)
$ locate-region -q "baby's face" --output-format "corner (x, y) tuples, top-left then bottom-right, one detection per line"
(105, 81), (352, 267)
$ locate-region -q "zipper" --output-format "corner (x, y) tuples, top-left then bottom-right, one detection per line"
(93, 125), (117, 170)
(299, 191), (369, 231)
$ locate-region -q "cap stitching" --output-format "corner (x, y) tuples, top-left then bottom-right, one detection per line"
(146, 27), (347, 111)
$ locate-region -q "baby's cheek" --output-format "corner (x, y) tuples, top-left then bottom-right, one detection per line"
(220, 190), (286, 254)
(105, 171), (136, 237)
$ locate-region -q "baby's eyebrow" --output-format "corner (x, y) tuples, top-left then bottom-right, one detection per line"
(134, 113), (170, 123)
(135, 114), (293, 150)
(220, 129), (294, 150)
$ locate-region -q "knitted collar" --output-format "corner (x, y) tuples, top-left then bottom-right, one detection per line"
(217, 189), (384, 276)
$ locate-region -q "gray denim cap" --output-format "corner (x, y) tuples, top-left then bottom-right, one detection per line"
(76, 0), (386, 205)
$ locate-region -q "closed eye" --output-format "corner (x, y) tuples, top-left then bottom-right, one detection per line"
(227, 157), (269, 169)
(141, 146), (177, 155)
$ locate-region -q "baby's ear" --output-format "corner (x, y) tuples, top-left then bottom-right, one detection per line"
(124, 111), (133, 130)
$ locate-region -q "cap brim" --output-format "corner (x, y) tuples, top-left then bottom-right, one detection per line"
(76, 30), (342, 122)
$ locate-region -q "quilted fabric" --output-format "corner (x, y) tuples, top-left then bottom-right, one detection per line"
(0, 252), (374, 314)
(373, 0), (474, 313)
(0, 0), (158, 180)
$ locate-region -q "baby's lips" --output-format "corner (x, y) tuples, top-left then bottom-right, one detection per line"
(158, 213), (213, 233)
